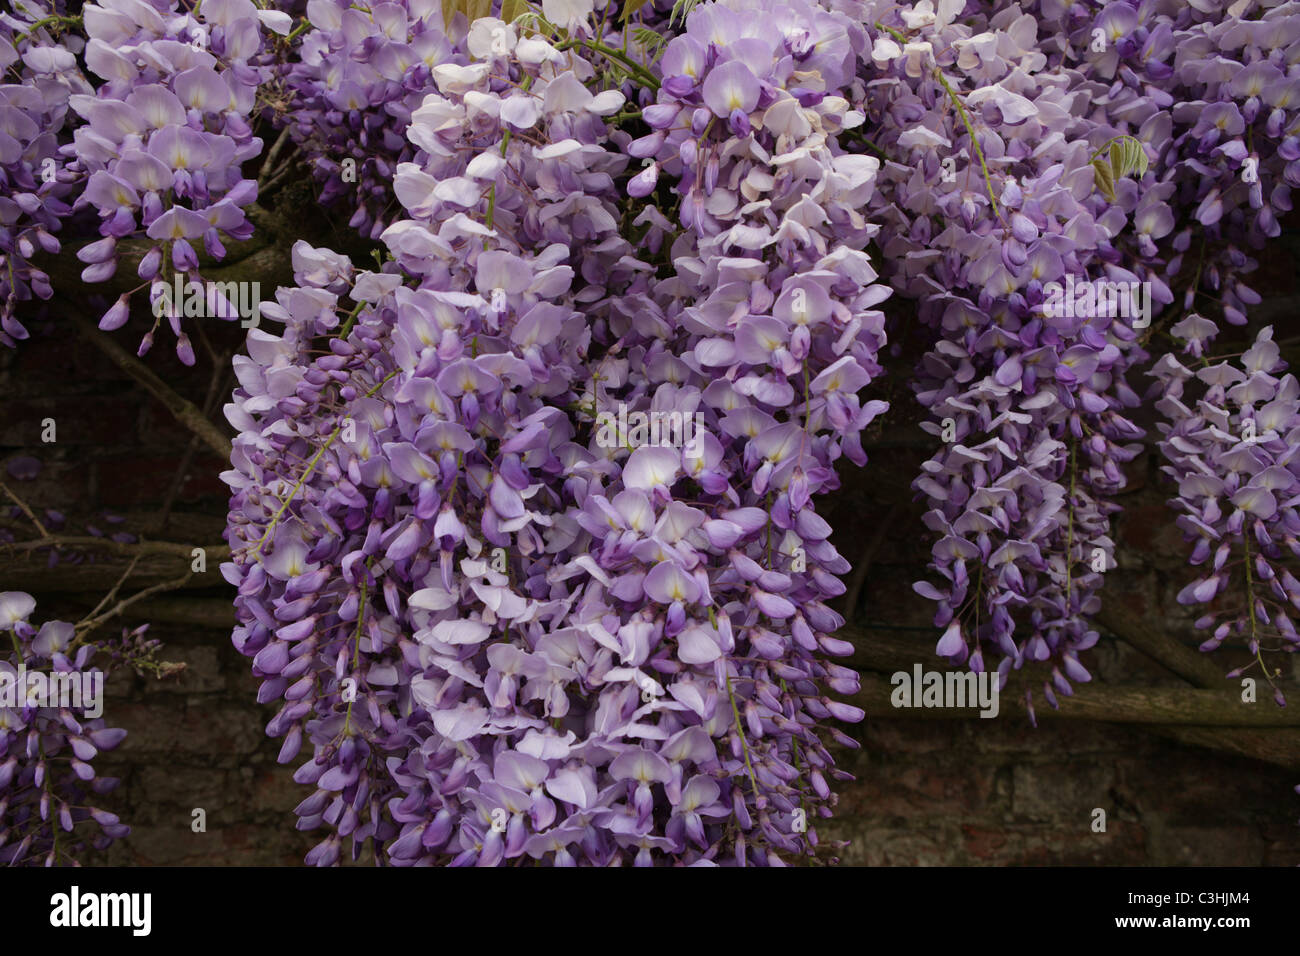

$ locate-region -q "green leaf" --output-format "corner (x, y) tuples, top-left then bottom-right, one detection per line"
(1091, 157), (1116, 203)
(669, 0), (700, 27)
(440, 0), (460, 28)
(1090, 135), (1147, 201)
(466, 0), (492, 22)
(1108, 135), (1149, 182)
(501, 0), (529, 22)
(630, 26), (667, 62)
(621, 0), (652, 20)
(512, 10), (556, 36)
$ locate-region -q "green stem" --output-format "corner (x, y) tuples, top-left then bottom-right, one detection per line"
(764, 490), (775, 566)
(726, 671), (760, 799)
(336, 300), (364, 339)
(1241, 534), (1272, 688)
(842, 126), (889, 159)
(39, 737), (59, 864)
(870, 24), (1000, 217)
(486, 75), (535, 230)
(555, 38), (659, 90)
(874, 20), (908, 44)
(251, 369), (398, 556)
(932, 68), (1002, 220)
(14, 14), (82, 39)
(778, 676), (807, 820)
(708, 608), (761, 803)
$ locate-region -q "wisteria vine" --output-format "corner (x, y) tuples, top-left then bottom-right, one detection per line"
(2, 0), (1298, 865)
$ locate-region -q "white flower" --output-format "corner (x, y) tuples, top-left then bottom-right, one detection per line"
(935, 0), (966, 29)
(467, 17), (516, 59)
(900, 0), (936, 30)
(542, 0), (596, 29)
(256, 9), (293, 34)
(408, 94), (466, 154)
(965, 84), (1039, 124)
(903, 41), (933, 77)
(870, 36), (901, 67)
(0, 592), (35, 629)
(431, 62), (490, 95)
(955, 32), (1000, 71)
(515, 37), (564, 68)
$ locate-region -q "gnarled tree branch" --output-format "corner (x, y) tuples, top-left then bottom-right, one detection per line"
(1095, 604), (1227, 689)
(71, 312), (233, 458)
(0, 535), (227, 559)
(850, 673), (1300, 727)
(840, 624), (1300, 768)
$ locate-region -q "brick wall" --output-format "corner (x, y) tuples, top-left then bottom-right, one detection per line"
(96, 630), (315, 865)
(819, 463), (1300, 866)
(1, 322), (312, 865)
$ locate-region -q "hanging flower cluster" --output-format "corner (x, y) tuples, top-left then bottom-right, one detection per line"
(279, 0), (455, 240)
(63, 0), (283, 361)
(0, 592), (131, 866)
(221, 0), (886, 866)
(845, 3), (1150, 716)
(0, 1), (89, 345)
(1153, 328), (1300, 702)
(6, 0), (1300, 865)
(1010, 0), (1300, 683)
(831, 0), (1300, 718)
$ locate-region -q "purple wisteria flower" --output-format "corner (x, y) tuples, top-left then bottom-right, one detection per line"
(223, 0), (877, 867)
(0, 592), (131, 866)
(1154, 327), (1300, 703)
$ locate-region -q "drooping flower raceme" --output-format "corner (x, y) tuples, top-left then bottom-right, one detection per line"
(850, 4), (1153, 718)
(0, 1), (90, 346)
(10, 0), (1300, 865)
(0, 592), (131, 866)
(223, 1), (877, 866)
(1153, 327), (1300, 703)
(0, 0), (284, 362)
